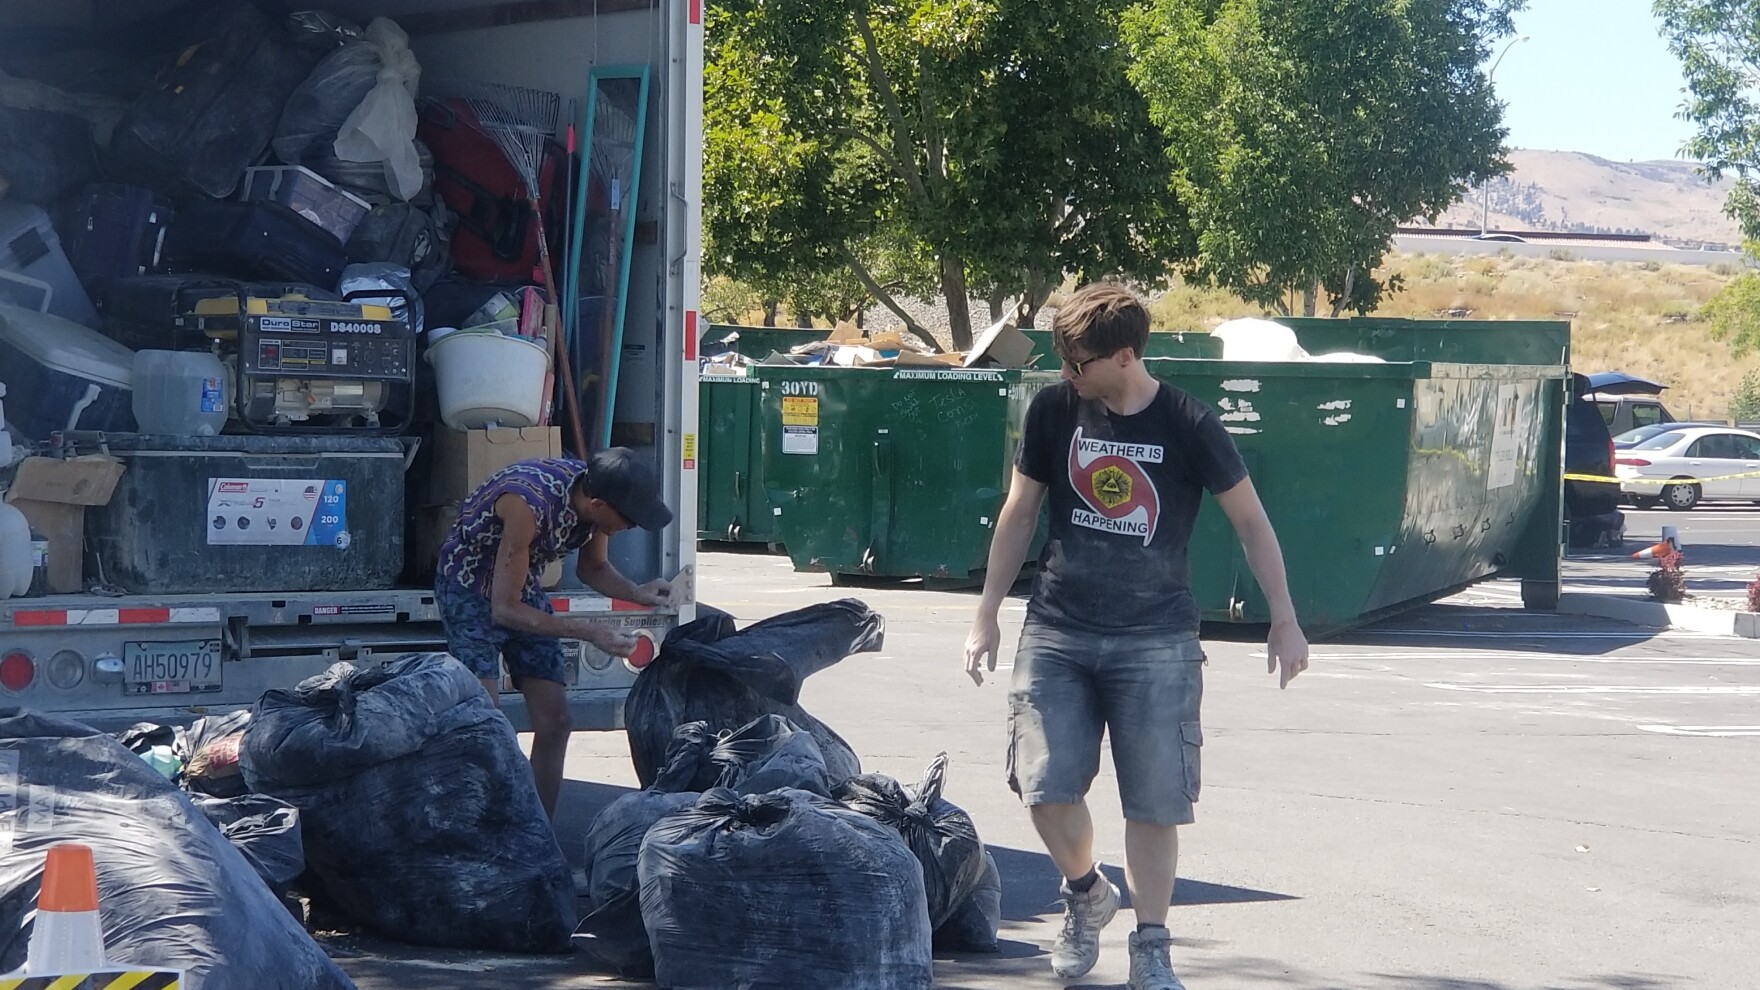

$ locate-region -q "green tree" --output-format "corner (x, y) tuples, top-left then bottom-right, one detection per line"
(703, 0), (1187, 350)
(1731, 367), (1760, 421)
(1657, 0), (1760, 247)
(1121, 0), (1522, 316)
(1702, 271), (1760, 355)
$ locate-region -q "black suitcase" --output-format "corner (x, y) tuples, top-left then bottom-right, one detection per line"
(163, 199), (348, 289)
(108, 5), (320, 198)
(66, 184), (174, 287)
(0, 107), (100, 205)
(99, 274), (338, 351)
(346, 204), (453, 294)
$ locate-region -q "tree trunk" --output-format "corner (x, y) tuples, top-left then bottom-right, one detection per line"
(1302, 280), (1319, 318)
(941, 254), (975, 351)
(986, 286), (1009, 324)
(843, 245), (941, 352)
(1021, 270), (1056, 328)
(794, 310), (813, 328)
(1328, 268), (1357, 318)
(761, 300), (779, 327)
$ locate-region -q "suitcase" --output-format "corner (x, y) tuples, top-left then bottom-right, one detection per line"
(346, 203), (453, 293)
(65, 184), (175, 287)
(0, 201), (101, 328)
(163, 199), (348, 289)
(417, 98), (567, 282)
(108, 5), (320, 198)
(99, 274), (338, 351)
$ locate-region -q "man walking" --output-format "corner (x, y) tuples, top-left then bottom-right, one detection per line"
(962, 283), (1309, 990)
(438, 447), (676, 817)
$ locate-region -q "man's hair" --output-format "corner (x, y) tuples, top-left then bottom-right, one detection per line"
(1051, 282), (1150, 360)
(571, 470), (593, 499)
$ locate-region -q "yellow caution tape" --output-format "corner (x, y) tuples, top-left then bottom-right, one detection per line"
(0, 972), (180, 990)
(1566, 468), (1760, 486)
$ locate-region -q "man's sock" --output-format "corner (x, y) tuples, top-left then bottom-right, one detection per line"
(1137, 923), (1168, 934)
(1067, 867), (1101, 893)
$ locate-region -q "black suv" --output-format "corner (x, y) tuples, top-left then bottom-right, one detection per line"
(1565, 373), (1624, 548)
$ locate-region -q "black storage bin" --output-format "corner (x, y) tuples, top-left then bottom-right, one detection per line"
(86, 434), (406, 594)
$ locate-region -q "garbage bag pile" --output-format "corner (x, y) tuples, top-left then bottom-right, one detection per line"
(579, 600), (1002, 989)
(240, 652), (576, 953)
(0, 709), (356, 990)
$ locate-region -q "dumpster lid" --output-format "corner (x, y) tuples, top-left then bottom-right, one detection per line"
(1584, 371), (1667, 395)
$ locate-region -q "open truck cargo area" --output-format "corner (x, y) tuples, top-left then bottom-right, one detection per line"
(0, 0), (706, 730)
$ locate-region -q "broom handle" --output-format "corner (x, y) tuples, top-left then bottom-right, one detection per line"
(533, 200), (590, 460)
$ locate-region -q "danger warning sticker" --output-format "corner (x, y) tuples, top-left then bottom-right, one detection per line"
(1, 971), (183, 990)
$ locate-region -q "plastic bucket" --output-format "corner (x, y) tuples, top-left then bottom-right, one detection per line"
(427, 330), (551, 429)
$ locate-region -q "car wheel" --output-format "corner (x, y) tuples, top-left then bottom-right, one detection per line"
(1662, 481), (1701, 511)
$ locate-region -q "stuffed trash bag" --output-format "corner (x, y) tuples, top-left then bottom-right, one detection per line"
(240, 653), (576, 952)
(189, 794), (305, 895)
(0, 709), (356, 990)
(935, 849), (1002, 953)
(624, 600), (885, 791)
(638, 788), (933, 990)
(834, 754), (988, 931)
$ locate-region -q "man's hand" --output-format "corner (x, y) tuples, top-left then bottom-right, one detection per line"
(581, 623), (639, 658)
(963, 614), (1001, 686)
(631, 579), (674, 607)
(1267, 619), (1309, 689)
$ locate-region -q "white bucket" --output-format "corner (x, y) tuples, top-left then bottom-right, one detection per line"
(426, 331), (552, 430)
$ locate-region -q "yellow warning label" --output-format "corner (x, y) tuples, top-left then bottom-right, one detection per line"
(0, 971), (182, 990)
(682, 432), (698, 469)
(782, 397), (819, 427)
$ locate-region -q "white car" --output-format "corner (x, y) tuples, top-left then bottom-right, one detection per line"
(1613, 426), (1760, 510)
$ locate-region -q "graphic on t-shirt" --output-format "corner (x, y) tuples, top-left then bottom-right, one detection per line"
(1067, 427), (1163, 545)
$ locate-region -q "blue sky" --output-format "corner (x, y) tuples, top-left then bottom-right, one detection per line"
(1493, 0), (1700, 162)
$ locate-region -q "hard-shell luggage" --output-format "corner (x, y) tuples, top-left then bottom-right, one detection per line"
(0, 201), (100, 328)
(108, 5), (321, 198)
(65, 184), (175, 287)
(163, 199), (347, 289)
(417, 98), (567, 282)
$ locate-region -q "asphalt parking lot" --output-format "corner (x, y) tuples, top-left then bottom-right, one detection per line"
(337, 543), (1759, 989)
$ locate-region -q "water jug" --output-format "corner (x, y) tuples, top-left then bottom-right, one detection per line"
(132, 350), (229, 436)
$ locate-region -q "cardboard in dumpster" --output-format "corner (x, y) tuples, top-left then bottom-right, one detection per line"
(4, 455), (124, 594)
(963, 314), (1036, 369)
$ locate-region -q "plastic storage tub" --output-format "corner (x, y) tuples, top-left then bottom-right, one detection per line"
(0, 303), (136, 440)
(426, 329), (551, 429)
(0, 201), (100, 328)
(240, 166), (372, 243)
(86, 434), (406, 594)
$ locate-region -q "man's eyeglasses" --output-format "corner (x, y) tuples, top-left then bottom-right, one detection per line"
(1060, 353), (1103, 377)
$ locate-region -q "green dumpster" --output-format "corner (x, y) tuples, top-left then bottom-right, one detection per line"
(697, 370), (784, 546)
(758, 366), (1060, 585)
(700, 324), (830, 361)
(1023, 328), (1220, 369)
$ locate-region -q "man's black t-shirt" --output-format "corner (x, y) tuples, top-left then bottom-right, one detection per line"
(1016, 380), (1249, 634)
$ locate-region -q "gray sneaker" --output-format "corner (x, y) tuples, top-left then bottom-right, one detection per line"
(1050, 870), (1120, 980)
(1128, 927), (1186, 990)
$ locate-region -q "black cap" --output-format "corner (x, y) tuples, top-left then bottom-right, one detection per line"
(588, 447), (673, 531)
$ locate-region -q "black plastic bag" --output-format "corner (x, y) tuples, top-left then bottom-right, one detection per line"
(180, 710), (251, 798)
(0, 709), (356, 990)
(708, 713), (832, 796)
(934, 850), (1002, 953)
(190, 793), (305, 893)
(240, 653), (576, 952)
(638, 788), (932, 990)
(834, 754), (987, 931)
(273, 41), (381, 165)
(624, 600), (884, 790)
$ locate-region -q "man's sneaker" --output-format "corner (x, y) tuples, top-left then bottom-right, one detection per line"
(1128, 927), (1187, 990)
(1050, 870), (1120, 980)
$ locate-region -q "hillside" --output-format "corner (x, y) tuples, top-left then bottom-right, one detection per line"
(1143, 252), (1759, 421)
(1426, 149), (1741, 248)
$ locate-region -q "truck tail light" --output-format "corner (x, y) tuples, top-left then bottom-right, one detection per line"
(46, 650), (86, 690)
(0, 651), (37, 693)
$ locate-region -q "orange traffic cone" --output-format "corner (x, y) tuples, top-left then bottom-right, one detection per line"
(22, 844), (109, 974)
(1633, 542), (1675, 560)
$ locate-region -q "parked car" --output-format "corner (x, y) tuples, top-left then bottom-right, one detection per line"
(1613, 426), (1760, 510)
(1565, 373), (1624, 547)
(1584, 371), (1676, 436)
(1613, 422), (1721, 449)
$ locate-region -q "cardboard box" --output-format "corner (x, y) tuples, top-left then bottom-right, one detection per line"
(4, 455), (125, 594)
(428, 426), (563, 506)
(964, 315), (1037, 369)
(416, 503), (564, 591)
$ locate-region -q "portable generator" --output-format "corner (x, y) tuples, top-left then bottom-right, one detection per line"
(232, 293), (414, 434)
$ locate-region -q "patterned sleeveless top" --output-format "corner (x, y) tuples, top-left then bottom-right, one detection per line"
(438, 458), (597, 597)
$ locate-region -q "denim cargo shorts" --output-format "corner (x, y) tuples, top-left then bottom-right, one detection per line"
(434, 576), (569, 686)
(1006, 619), (1205, 826)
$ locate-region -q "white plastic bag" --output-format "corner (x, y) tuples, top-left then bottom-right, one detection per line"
(333, 19), (423, 201)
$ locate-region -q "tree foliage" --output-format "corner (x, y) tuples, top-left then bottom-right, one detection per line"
(1657, 0), (1760, 247)
(1122, 0), (1523, 315)
(1700, 270), (1760, 355)
(703, 0), (1186, 349)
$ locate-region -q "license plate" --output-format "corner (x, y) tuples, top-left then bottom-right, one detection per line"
(124, 640), (223, 696)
